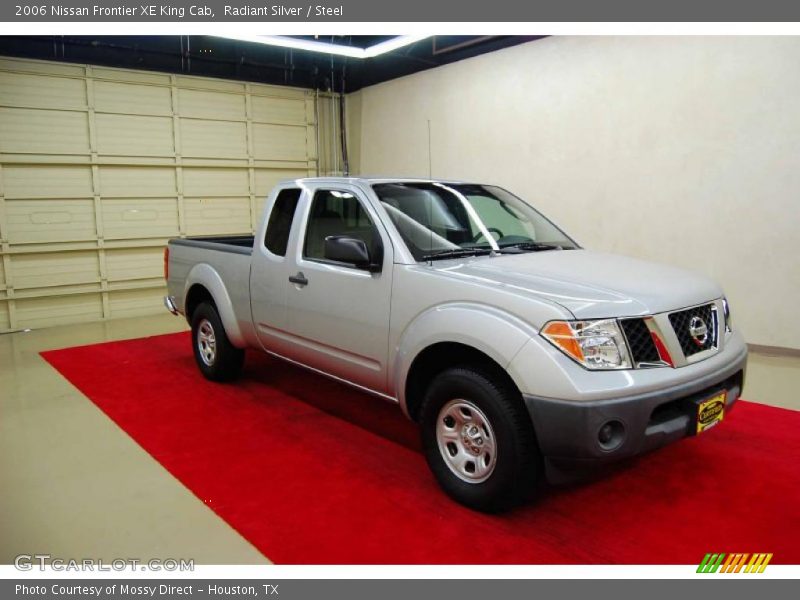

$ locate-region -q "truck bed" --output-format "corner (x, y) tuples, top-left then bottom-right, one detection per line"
(166, 235), (255, 325)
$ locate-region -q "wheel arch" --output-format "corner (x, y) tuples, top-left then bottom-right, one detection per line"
(393, 303), (537, 421)
(183, 264), (246, 347)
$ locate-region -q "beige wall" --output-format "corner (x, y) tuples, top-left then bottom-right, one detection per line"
(352, 36), (800, 350)
(0, 56), (339, 332)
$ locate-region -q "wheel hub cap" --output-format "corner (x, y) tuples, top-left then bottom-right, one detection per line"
(462, 424), (484, 454)
(436, 399), (497, 484)
(197, 319), (217, 366)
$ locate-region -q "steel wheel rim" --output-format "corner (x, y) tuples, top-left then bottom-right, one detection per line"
(436, 398), (497, 484)
(197, 318), (217, 366)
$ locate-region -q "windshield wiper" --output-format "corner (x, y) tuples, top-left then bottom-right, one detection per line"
(421, 248), (495, 261)
(498, 242), (568, 252)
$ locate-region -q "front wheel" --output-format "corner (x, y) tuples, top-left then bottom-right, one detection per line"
(420, 367), (540, 512)
(191, 301), (244, 382)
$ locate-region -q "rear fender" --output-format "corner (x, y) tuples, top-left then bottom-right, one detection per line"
(184, 263), (246, 348)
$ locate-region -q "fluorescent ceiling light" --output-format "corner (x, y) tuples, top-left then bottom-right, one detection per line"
(361, 36), (429, 58)
(213, 35), (429, 59)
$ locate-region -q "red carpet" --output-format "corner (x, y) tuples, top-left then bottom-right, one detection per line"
(42, 332), (800, 564)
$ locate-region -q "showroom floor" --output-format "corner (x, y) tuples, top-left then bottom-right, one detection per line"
(1, 313), (798, 564)
(0, 314), (266, 565)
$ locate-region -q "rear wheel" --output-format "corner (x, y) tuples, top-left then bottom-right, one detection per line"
(420, 366), (540, 512)
(191, 301), (244, 382)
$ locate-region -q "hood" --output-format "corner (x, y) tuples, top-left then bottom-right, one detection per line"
(431, 249), (722, 319)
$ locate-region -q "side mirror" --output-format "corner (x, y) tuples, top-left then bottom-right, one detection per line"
(324, 236), (381, 272)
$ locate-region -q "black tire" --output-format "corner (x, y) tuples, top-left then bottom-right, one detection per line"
(419, 366), (540, 512)
(190, 301), (244, 382)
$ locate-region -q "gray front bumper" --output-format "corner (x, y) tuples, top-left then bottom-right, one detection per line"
(523, 346), (747, 479)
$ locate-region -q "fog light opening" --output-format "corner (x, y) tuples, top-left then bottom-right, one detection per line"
(598, 420), (625, 451)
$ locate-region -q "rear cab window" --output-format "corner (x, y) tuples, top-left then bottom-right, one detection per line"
(264, 188), (302, 257)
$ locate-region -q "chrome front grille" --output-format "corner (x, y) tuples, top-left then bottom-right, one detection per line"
(619, 318), (661, 365)
(668, 303), (718, 358)
(619, 301), (722, 369)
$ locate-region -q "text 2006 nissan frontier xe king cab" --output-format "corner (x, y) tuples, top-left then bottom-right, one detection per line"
(165, 177), (747, 512)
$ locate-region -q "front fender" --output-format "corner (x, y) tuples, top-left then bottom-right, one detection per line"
(391, 302), (538, 417)
(184, 263), (246, 348)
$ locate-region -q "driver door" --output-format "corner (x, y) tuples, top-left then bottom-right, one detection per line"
(280, 185), (394, 394)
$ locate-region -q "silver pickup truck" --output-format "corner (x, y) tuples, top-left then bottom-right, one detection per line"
(165, 177), (747, 511)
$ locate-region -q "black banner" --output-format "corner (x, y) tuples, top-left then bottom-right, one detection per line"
(3, 579), (795, 600)
(3, 0), (800, 22)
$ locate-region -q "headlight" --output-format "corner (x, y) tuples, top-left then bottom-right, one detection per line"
(722, 297), (732, 333)
(541, 319), (631, 370)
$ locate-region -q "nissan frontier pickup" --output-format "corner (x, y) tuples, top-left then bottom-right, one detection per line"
(164, 178), (747, 511)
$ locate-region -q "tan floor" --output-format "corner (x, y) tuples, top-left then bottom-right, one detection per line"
(0, 314), (268, 565)
(1, 314), (798, 565)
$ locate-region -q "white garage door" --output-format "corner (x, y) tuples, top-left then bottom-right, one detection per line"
(0, 56), (324, 332)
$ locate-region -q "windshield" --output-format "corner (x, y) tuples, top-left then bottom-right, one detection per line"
(371, 182), (578, 261)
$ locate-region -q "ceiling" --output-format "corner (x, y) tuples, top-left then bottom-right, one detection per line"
(0, 35), (543, 93)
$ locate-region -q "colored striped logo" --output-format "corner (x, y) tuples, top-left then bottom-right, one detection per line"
(697, 553), (773, 573)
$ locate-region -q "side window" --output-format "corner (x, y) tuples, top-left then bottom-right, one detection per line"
(303, 190), (379, 261)
(264, 188), (301, 256)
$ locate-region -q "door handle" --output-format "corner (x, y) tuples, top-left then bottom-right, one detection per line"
(289, 272), (309, 287)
